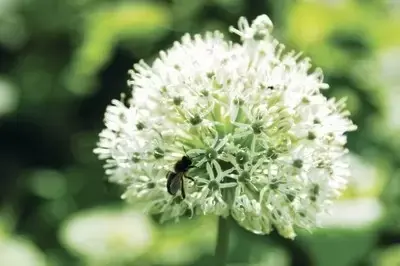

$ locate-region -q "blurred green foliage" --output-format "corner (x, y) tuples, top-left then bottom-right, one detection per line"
(1, 0), (400, 265)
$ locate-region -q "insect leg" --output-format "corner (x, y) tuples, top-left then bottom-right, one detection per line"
(180, 175), (186, 199)
(184, 174), (195, 182)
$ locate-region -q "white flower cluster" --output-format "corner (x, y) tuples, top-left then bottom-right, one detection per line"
(94, 15), (357, 239)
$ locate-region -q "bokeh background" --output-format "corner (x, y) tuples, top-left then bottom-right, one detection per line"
(1, 0), (400, 265)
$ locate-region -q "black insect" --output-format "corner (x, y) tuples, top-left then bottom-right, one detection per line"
(166, 155), (196, 199)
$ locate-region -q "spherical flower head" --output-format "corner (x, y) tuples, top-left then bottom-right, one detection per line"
(94, 15), (357, 239)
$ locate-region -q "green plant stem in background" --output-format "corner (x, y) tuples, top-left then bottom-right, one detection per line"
(215, 216), (231, 266)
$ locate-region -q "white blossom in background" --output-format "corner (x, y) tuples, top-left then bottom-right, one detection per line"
(378, 48), (400, 88)
(376, 49), (400, 131)
(345, 153), (383, 196)
(0, 236), (47, 266)
(60, 207), (153, 264)
(318, 153), (384, 229)
(318, 198), (383, 229)
(94, 15), (357, 239)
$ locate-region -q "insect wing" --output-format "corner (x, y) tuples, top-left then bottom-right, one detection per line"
(166, 172), (183, 196)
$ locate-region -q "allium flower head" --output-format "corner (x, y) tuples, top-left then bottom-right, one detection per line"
(94, 15), (357, 239)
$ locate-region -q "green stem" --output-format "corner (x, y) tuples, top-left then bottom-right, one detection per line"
(215, 216), (231, 266)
